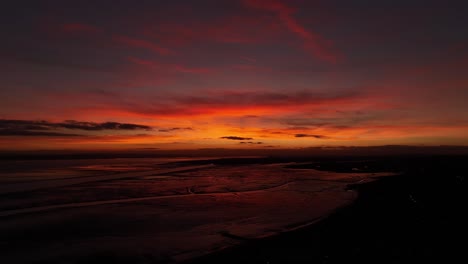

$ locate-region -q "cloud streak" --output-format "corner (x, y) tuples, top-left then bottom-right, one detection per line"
(0, 120), (152, 137)
(158, 127), (194, 132)
(294, 134), (330, 139)
(178, 90), (351, 106)
(243, 0), (339, 63)
(45, 89), (367, 119)
(221, 136), (254, 140)
(0, 129), (81, 137)
(239, 141), (263, 144)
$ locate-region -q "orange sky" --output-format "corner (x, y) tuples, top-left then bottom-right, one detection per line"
(1, 0), (468, 150)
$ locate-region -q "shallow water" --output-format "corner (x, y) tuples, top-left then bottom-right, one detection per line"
(0, 158), (395, 263)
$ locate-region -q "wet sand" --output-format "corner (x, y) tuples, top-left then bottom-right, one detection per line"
(188, 155), (468, 263)
(2, 155), (466, 263)
(0, 158), (396, 263)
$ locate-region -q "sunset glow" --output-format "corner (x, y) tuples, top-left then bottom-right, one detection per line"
(2, 0), (468, 150)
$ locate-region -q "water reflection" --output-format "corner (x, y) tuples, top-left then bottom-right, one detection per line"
(0, 158), (395, 263)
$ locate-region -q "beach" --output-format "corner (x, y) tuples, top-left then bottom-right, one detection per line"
(188, 155), (468, 263)
(1, 155), (466, 263)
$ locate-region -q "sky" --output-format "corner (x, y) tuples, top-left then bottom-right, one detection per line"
(1, 0), (468, 150)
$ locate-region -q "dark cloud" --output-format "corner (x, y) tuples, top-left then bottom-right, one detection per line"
(284, 119), (331, 127)
(0, 129), (81, 137)
(158, 127), (193, 132)
(282, 113), (380, 128)
(220, 136), (253, 140)
(0, 119), (152, 137)
(0, 119), (151, 131)
(239, 141), (263, 144)
(177, 91), (358, 108)
(294, 134), (330, 139)
(59, 120), (152, 131)
(70, 90), (362, 118)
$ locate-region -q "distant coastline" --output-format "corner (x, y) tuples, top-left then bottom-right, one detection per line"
(2, 145), (468, 160)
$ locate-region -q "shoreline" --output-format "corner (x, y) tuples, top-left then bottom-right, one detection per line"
(182, 177), (374, 264)
(1, 155), (466, 263)
(185, 166), (467, 263)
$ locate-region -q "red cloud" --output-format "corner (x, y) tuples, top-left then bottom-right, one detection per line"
(42, 88), (370, 121)
(70, 89), (370, 119)
(243, 0), (340, 63)
(126, 56), (156, 67)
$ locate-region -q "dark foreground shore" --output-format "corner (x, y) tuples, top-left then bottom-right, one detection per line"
(1, 155), (466, 263)
(187, 155), (467, 263)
